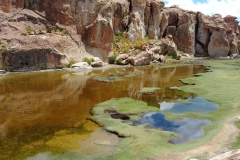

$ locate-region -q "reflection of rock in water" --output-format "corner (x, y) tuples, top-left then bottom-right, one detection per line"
(159, 96), (219, 114)
(136, 112), (211, 144)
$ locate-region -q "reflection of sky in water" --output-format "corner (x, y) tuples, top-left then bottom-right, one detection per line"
(136, 112), (211, 144)
(159, 96), (219, 114)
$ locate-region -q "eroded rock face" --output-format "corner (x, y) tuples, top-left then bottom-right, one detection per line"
(208, 29), (230, 57)
(195, 13), (240, 57)
(0, 0), (24, 12)
(195, 13), (211, 56)
(167, 7), (196, 55)
(0, 10), (86, 70)
(145, 0), (164, 39)
(127, 0), (147, 41)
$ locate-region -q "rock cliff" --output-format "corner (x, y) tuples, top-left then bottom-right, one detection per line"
(0, 0), (240, 70)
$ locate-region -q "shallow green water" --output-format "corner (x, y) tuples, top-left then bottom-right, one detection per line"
(0, 64), (206, 160)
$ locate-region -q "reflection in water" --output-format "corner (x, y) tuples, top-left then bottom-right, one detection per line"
(0, 65), (206, 159)
(159, 96), (219, 114)
(136, 112), (211, 144)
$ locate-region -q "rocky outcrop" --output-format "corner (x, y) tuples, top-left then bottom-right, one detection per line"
(0, 9), (87, 70)
(145, 0), (164, 39)
(166, 7), (196, 55)
(127, 0), (147, 41)
(196, 13), (240, 57)
(208, 29), (230, 57)
(1, 0), (240, 70)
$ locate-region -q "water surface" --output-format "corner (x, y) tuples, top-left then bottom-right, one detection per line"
(136, 112), (211, 143)
(0, 65), (206, 159)
(159, 96), (219, 114)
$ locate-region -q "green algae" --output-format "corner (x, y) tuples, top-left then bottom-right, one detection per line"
(231, 120), (240, 149)
(139, 87), (161, 94)
(90, 59), (240, 159)
(91, 98), (211, 159)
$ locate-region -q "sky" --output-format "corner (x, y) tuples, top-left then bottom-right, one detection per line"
(162, 0), (240, 22)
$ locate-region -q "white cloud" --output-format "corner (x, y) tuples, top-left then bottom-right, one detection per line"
(163, 0), (240, 20)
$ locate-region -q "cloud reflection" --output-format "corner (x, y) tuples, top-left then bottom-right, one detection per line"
(159, 96), (219, 114)
(136, 112), (211, 144)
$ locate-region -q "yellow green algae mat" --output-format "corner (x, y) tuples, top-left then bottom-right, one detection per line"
(88, 59), (240, 160)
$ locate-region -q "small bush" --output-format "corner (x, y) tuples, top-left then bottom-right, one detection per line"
(115, 31), (124, 37)
(51, 29), (56, 34)
(69, 60), (76, 68)
(133, 50), (141, 55)
(0, 41), (8, 52)
(56, 29), (60, 33)
(116, 58), (123, 65)
(26, 27), (34, 34)
(61, 29), (67, 34)
(152, 57), (159, 61)
(134, 37), (149, 50)
(109, 55), (117, 64)
(166, 50), (173, 58)
(83, 57), (94, 65)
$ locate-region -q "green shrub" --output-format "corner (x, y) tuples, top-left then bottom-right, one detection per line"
(116, 58), (123, 65)
(83, 57), (94, 65)
(0, 41), (8, 52)
(166, 50), (173, 58)
(133, 50), (141, 55)
(134, 37), (149, 50)
(26, 27), (34, 34)
(109, 55), (117, 64)
(152, 57), (159, 61)
(51, 29), (56, 34)
(69, 60), (76, 68)
(61, 29), (67, 34)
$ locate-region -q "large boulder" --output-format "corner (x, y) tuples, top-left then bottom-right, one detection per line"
(208, 29), (230, 57)
(130, 51), (153, 66)
(227, 32), (239, 55)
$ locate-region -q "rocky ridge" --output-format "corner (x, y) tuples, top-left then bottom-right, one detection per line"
(0, 0), (240, 70)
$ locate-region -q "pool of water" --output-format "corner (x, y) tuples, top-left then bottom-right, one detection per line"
(136, 112), (211, 144)
(0, 64), (206, 159)
(159, 96), (219, 114)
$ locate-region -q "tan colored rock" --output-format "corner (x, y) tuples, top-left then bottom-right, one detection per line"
(195, 13), (240, 57)
(159, 9), (169, 38)
(227, 32), (239, 55)
(208, 29), (230, 57)
(146, 0), (164, 39)
(177, 10), (196, 54)
(127, 0), (147, 41)
(113, 0), (130, 32)
(195, 13), (211, 56)
(210, 150), (240, 160)
(0, 10), (89, 70)
(131, 51), (153, 65)
(165, 26), (176, 37)
(168, 7), (196, 55)
(224, 15), (239, 34)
